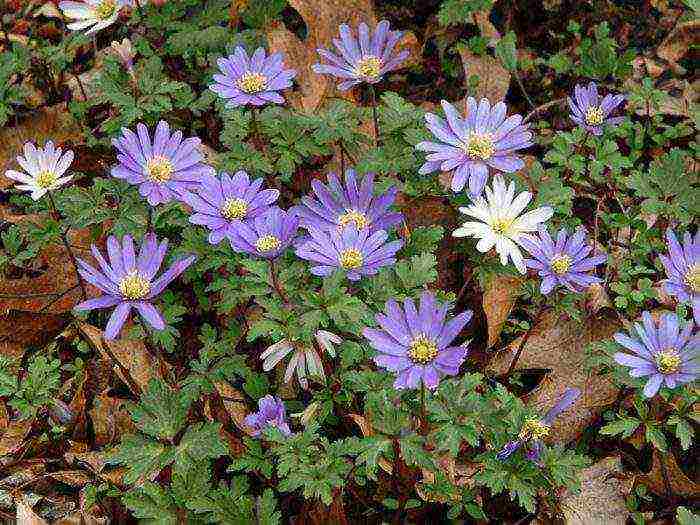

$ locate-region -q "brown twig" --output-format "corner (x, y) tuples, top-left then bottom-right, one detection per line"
(269, 259), (290, 307)
(523, 97), (567, 123)
(505, 303), (546, 377)
(47, 191), (87, 301)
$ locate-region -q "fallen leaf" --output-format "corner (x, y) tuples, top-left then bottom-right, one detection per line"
(78, 323), (165, 394)
(585, 283), (612, 314)
(213, 381), (254, 436)
(639, 450), (699, 498)
(0, 312), (67, 361)
(47, 470), (92, 488)
(0, 418), (33, 461)
(560, 456), (633, 525)
(482, 274), (523, 348)
(488, 309), (620, 443)
(88, 390), (136, 446)
(64, 451), (125, 487)
(15, 496), (49, 525)
(656, 20), (699, 75)
(458, 47), (510, 104)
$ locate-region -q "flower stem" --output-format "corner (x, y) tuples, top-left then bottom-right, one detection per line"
(419, 382), (428, 436)
(369, 84), (380, 147)
(269, 259), (290, 307)
(47, 191), (87, 301)
(505, 302), (546, 377)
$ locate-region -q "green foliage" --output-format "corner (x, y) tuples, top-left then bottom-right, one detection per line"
(0, 355), (61, 419)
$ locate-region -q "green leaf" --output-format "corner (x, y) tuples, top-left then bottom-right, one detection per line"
(599, 417), (641, 439)
(129, 379), (192, 441)
(644, 424), (668, 452)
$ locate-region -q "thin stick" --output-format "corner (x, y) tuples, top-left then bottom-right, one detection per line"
(505, 303), (545, 377)
(72, 72), (88, 101)
(369, 84), (380, 147)
(269, 259), (290, 306)
(48, 191), (87, 301)
(523, 97), (567, 124)
(514, 71), (535, 110)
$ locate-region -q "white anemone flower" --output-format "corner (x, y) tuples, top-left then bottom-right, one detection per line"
(5, 141), (74, 200)
(453, 176), (553, 274)
(260, 339), (324, 390)
(59, 0), (125, 35)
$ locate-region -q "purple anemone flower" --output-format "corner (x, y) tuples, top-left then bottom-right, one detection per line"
(363, 291), (472, 390)
(111, 120), (214, 207)
(520, 226), (607, 295)
(295, 169), (403, 235)
(312, 20), (409, 91)
(568, 82), (625, 135)
(497, 387), (581, 464)
(416, 99), (533, 197)
(295, 225), (403, 281)
(209, 46), (296, 108)
(74, 233), (196, 340)
(613, 312), (699, 398)
(244, 395), (292, 437)
(228, 207), (299, 260)
(179, 170), (279, 245)
(659, 228), (699, 324)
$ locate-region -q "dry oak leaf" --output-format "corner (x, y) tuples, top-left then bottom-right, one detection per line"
(458, 47), (510, 104)
(656, 20), (700, 75)
(78, 323), (165, 393)
(88, 390), (136, 446)
(482, 274), (524, 348)
(0, 311), (67, 361)
(639, 449), (699, 498)
(0, 418), (33, 461)
(488, 309), (620, 443)
(266, 0), (418, 112)
(213, 381), (254, 436)
(560, 456), (633, 525)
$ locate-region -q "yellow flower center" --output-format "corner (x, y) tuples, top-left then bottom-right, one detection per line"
(36, 170), (58, 189)
(491, 218), (513, 236)
(655, 349), (682, 375)
(356, 56), (382, 80)
(255, 235), (281, 253)
(237, 72), (267, 94)
(550, 254), (572, 275)
(408, 336), (438, 364)
(462, 133), (496, 160)
(584, 106), (604, 126)
(684, 263), (700, 293)
(146, 156), (174, 183)
(518, 418), (550, 441)
(221, 198), (248, 220)
(95, 0), (117, 20)
(119, 272), (151, 300)
(339, 248), (363, 270)
(337, 210), (369, 230)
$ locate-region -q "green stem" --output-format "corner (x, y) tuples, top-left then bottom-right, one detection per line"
(48, 191), (87, 301)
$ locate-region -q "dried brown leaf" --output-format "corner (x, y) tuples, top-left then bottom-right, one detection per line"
(639, 450), (699, 498)
(458, 48), (510, 104)
(214, 381), (253, 436)
(16, 497), (49, 525)
(560, 456), (633, 525)
(656, 20), (699, 75)
(78, 323), (164, 393)
(482, 274), (523, 348)
(88, 390), (135, 446)
(488, 310), (620, 442)
(0, 418), (32, 460)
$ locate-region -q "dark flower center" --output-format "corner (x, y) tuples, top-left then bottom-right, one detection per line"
(584, 106), (604, 126)
(408, 336), (438, 364)
(655, 349), (681, 375)
(119, 272), (150, 300)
